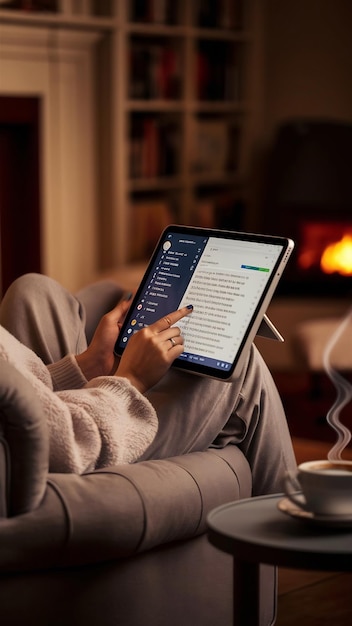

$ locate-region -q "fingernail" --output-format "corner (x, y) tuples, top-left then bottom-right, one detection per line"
(186, 304), (193, 310)
(123, 292), (133, 301)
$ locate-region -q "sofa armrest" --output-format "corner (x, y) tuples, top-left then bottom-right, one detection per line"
(0, 445), (251, 572)
(0, 362), (252, 574)
(70, 446), (251, 558)
(0, 361), (48, 516)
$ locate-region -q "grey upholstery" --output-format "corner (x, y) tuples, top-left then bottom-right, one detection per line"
(0, 360), (277, 626)
(0, 362), (48, 516)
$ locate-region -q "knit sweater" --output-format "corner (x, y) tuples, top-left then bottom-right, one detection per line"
(0, 326), (158, 474)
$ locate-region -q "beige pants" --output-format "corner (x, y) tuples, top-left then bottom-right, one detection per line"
(0, 273), (297, 495)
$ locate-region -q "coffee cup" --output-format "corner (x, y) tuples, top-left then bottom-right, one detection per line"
(284, 459), (352, 517)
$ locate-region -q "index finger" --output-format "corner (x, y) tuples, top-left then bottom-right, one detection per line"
(152, 305), (193, 332)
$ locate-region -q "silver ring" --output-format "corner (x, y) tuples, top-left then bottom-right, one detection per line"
(169, 337), (176, 346)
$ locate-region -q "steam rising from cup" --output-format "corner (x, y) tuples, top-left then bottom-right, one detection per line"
(323, 307), (352, 460)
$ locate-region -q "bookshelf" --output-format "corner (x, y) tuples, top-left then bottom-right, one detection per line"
(0, 0), (256, 271)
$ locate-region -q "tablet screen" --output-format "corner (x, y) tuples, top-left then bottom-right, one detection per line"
(114, 225), (294, 380)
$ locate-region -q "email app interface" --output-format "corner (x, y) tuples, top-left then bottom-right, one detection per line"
(117, 231), (283, 371)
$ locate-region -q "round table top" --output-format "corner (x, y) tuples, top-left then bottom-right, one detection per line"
(207, 494), (352, 571)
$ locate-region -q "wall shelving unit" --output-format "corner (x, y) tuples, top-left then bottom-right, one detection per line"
(0, 0), (255, 271)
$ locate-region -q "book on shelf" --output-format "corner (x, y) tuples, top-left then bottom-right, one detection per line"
(128, 199), (174, 261)
(129, 42), (181, 101)
(129, 116), (180, 179)
(195, 0), (244, 29)
(196, 40), (241, 101)
(192, 119), (229, 174)
(130, 0), (179, 25)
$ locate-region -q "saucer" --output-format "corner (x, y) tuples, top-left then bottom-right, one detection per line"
(278, 497), (352, 528)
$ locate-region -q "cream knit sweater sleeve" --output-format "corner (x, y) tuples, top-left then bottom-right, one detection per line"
(0, 326), (158, 473)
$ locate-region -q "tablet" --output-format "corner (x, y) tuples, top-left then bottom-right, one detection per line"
(114, 225), (294, 381)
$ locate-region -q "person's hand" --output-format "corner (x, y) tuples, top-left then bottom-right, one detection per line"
(75, 298), (132, 380)
(115, 305), (193, 393)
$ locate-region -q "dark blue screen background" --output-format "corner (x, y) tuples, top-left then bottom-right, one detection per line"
(116, 231), (208, 351)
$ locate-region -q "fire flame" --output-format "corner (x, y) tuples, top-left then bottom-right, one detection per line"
(320, 234), (352, 275)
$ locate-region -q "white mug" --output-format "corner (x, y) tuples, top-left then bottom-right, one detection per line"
(284, 459), (352, 516)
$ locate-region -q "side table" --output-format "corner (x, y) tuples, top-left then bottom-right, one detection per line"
(207, 493), (352, 626)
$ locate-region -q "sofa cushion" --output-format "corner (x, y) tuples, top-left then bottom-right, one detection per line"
(0, 361), (48, 515)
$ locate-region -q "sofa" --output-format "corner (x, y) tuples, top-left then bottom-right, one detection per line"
(0, 359), (277, 626)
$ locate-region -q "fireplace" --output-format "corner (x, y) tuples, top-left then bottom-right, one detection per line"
(299, 221), (352, 276)
(268, 216), (352, 298)
(292, 218), (352, 296)
(0, 95), (41, 296)
(260, 119), (352, 298)
(0, 19), (103, 293)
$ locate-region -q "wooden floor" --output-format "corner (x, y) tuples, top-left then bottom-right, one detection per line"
(277, 572), (352, 625)
(276, 437), (352, 625)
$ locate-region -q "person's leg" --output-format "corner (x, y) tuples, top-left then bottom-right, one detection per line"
(0, 274), (124, 363)
(142, 344), (297, 496)
(1, 273), (295, 494)
(232, 346), (297, 495)
(0, 273), (88, 363)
